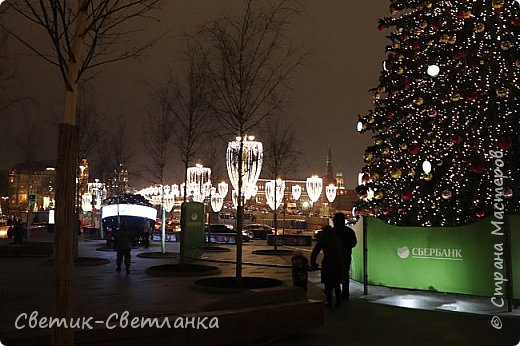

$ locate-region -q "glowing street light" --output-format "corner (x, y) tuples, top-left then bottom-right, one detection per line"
(326, 184), (337, 203)
(226, 137), (263, 198)
(218, 181), (228, 199)
(306, 175), (323, 203)
(187, 164), (211, 202)
(265, 179), (285, 210)
(211, 193), (224, 212)
(292, 185), (302, 201)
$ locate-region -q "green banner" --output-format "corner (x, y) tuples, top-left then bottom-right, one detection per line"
(351, 215), (520, 298)
(181, 202), (205, 259)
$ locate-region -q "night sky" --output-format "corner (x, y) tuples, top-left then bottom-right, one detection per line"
(0, 1), (389, 188)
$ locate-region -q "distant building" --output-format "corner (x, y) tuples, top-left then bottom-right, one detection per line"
(8, 161), (56, 213)
(106, 163), (129, 197)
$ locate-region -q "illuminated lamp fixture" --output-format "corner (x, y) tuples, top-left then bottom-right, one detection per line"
(292, 185), (302, 201)
(265, 179), (285, 210)
(226, 136), (263, 201)
(326, 184), (337, 203)
(306, 175), (323, 203)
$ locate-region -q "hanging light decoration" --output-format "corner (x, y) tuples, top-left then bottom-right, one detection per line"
(231, 190), (239, 209)
(211, 193), (224, 212)
(292, 185), (302, 200)
(326, 184), (337, 203)
(265, 179), (285, 210)
(218, 181), (229, 199)
(187, 164), (211, 202)
(171, 184), (180, 197)
(306, 175), (323, 203)
(226, 136), (263, 200)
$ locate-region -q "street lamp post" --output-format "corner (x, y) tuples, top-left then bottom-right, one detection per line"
(226, 135), (263, 280)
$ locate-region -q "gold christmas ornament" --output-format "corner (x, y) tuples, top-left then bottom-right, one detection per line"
(451, 93), (461, 101)
(414, 97), (424, 105)
(496, 87), (508, 97)
(427, 40), (434, 46)
(501, 41), (512, 51)
(447, 36), (457, 44)
(368, 116), (375, 123)
(492, 0), (505, 9)
(414, 28), (422, 35)
(375, 138), (383, 145)
(420, 21), (428, 29)
(422, 173), (433, 181)
(374, 191), (384, 200)
(373, 92), (381, 100)
(391, 168), (403, 179)
(474, 23), (485, 32)
(364, 152), (374, 163)
(397, 54), (405, 61)
(400, 143), (408, 150)
(371, 172), (380, 181)
(408, 169), (416, 177)
(392, 42), (401, 49)
(440, 34), (449, 43)
(425, 2), (432, 8)
(396, 67), (404, 74)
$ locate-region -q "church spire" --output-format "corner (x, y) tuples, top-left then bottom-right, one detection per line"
(324, 146), (334, 185)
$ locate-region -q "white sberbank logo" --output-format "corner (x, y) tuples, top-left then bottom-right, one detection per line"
(397, 246), (463, 261)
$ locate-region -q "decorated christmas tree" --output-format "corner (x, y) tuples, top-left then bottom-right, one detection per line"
(356, 0), (520, 226)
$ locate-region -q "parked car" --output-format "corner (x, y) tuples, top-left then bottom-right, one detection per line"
(242, 224), (275, 240)
(205, 224), (253, 242)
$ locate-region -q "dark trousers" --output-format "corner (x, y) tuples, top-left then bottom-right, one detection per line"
(116, 249), (131, 269)
(325, 283), (341, 306)
(342, 260), (352, 298)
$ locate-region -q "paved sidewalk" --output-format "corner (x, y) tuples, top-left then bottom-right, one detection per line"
(1, 230), (520, 345)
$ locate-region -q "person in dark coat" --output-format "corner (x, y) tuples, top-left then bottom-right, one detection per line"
(113, 222), (135, 274)
(291, 251), (309, 292)
(310, 225), (344, 307)
(333, 212), (357, 300)
(13, 219), (24, 245)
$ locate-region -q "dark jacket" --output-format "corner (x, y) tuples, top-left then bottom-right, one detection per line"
(113, 226), (135, 251)
(335, 225), (357, 263)
(310, 229), (344, 285)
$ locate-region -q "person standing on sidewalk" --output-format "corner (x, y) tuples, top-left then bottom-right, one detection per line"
(310, 225), (344, 307)
(333, 212), (357, 300)
(113, 222), (134, 274)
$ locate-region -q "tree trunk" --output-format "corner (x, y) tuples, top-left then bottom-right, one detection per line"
(236, 139), (244, 282)
(180, 163), (188, 266)
(52, 124), (78, 346)
(53, 2), (87, 344)
(161, 184), (166, 254)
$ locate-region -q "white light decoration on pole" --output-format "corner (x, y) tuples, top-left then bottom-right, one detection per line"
(265, 179), (285, 210)
(231, 190), (239, 209)
(218, 181), (228, 199)
(422, 160), (432, 174)
(306, 175), (323, 203)
(226, 137), (263, 198)
(187, 164), (211, 202)
(427, 64), (440, 77)
(292, 185), (302, 201)
(211, 193), (224, 212)
(326, 184), (337, 203)
(81, 193), (92, 212)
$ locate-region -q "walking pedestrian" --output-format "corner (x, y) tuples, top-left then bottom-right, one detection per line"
(113, 222), (135, 274)
(310, 225), (344, 307)
(333, 212), (357, 300)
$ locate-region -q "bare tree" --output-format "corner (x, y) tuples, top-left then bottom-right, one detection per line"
(143, 84), (175, 254)
(1, 1), (163, 342)
(260, 115), (300, 250)
(163, 42), (213, 266)
(193, 0), (303, 280)
(77, 81), (104, 160)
